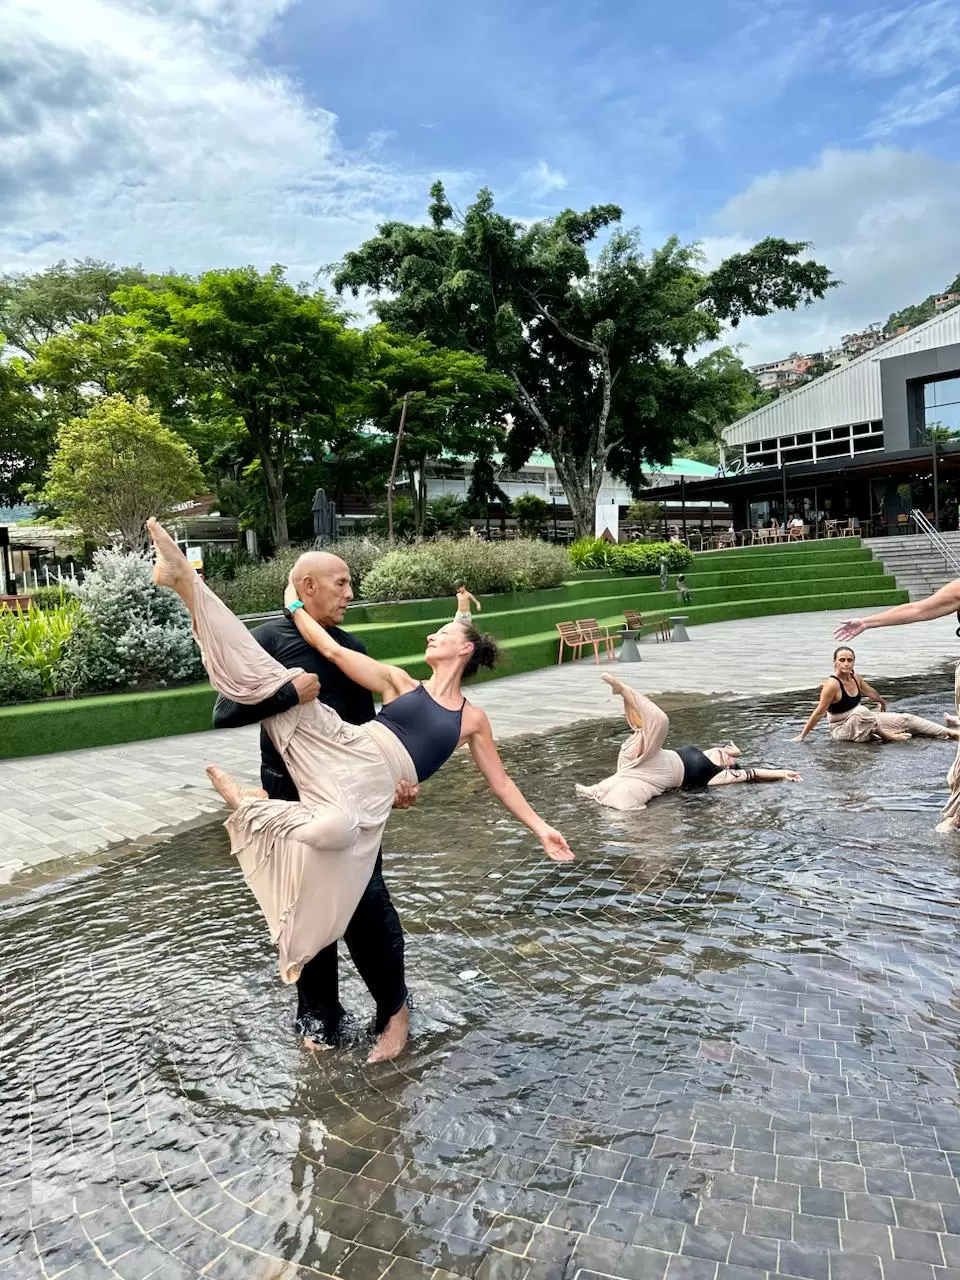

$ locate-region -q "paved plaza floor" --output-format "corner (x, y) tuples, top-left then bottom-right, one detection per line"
(1, 607), (957, 884)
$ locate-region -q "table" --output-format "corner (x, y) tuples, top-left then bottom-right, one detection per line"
(618, 629), (641, 662)
(668, 615), (690, 642)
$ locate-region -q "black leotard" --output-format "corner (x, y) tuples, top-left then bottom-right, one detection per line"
(830, 676), (861, 714)
(377, 683), (466, 782)
(675, 745), (724, 789)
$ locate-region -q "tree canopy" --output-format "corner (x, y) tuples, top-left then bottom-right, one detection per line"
(35, 394), (204, 550)
(336, 184), (836, 534)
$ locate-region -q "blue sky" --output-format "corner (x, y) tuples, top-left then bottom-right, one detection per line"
(3, 0), (960, 361)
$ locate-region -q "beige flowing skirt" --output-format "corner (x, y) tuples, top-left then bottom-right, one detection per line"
(938, 662), (960, 833)
(828, 707), (953, 744)
(192, 578), (417, 983)
(575, 692), (684, 811)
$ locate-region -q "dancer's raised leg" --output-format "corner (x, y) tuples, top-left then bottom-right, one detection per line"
(602, 672), (670, 752)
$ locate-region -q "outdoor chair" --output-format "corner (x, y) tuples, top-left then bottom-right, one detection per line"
(576, 618), (616, 663)
(555, 621), (584, 664)
(623, 609), (644, 632)
(715, 530), (735, 549)
(653, 617), (671, 642)
(842, 519), (859, 537)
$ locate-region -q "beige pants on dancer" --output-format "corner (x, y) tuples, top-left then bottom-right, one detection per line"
(192, 578), (417, 984)
(575, 691), (683, 810)
(827, 707), (955, 744)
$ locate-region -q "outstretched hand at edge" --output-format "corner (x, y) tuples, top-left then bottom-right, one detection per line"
(540, 827), (575, 862)
(834, 618), (866, 642)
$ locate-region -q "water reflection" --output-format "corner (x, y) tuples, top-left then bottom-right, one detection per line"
(3, 676), (960, 1278)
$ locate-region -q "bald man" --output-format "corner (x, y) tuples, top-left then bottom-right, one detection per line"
(213, 551), (414, 1062)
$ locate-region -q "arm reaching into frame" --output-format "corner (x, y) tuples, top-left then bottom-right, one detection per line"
(835, 580), (960, 641)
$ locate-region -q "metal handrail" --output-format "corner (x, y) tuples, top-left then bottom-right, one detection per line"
(909, 508), (960, 577)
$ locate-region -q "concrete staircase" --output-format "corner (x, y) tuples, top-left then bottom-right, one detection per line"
(863, 531), (960, 599)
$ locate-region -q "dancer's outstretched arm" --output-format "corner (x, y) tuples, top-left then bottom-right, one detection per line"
(709, 767), (802, 786)
(836, 580), (960, 641)
(793, 681), (836, 741)
(464, 709), (574, 862)
(284, 579), (416, 703)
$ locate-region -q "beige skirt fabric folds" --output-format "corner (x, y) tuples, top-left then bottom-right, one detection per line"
(191, 578), (417, 983)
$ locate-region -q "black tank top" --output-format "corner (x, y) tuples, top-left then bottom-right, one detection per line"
(377, 683), (466, 782)
(831, 676), (861, 714)
(675, 745), (724, 789)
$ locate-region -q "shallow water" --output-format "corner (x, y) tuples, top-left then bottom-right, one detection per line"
(3, 677), (960, 1279)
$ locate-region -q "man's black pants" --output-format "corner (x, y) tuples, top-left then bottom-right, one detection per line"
(264, 770), (407, 1037)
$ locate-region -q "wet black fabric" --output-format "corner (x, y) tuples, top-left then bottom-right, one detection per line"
(676, 745), (724, 789)
(212, 615), (407, 1036)
(830, 675), (862, 714)
(377, 683), (465, 782)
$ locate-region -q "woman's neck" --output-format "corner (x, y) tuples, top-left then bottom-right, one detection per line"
(424, 663), (464, 703)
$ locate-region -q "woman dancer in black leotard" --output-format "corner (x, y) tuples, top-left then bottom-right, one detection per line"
(147, 519), (573, 989)
(794, 646), (960, 745)
(575, 674), (801, 811)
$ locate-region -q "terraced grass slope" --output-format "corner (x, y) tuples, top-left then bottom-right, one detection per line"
(348, 538), (906, 681)
(0, 538), (907, 758)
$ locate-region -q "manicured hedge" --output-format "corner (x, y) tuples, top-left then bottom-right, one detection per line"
(0, 683), (218, 760)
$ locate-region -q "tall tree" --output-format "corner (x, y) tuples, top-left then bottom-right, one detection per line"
(335, 185), (836, 536)
(0, 346), (50, 506)
(354, 327), (512, 533)
(34, 394), (204, 550)
(118, 267), (361, 550)
(0, 259), (150, 357)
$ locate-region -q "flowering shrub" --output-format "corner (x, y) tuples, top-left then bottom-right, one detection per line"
(58, 548), (204, 694)
(359, 537), (570, 601)
(210, 540), (384, 614)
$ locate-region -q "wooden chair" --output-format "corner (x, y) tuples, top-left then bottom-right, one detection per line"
(843, 519), (859, 537)
(653, 617), (671, 642)
(623, 609), (644, 632)
(555, 621), (584, 664)
(896, 513), (910, 535)
(576, 618), (615, 663)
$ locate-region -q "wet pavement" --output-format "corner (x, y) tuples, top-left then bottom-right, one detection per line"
(3, 678), (960, 1280)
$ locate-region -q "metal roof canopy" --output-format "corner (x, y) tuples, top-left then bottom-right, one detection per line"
(637, 442), (960, 503)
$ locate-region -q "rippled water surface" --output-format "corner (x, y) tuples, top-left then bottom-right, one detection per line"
(4, 679), (960, 1280)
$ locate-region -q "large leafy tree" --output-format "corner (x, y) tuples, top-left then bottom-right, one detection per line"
(35, 393), (204, 550)
(117, 267), (362, 550)
(335, 185), (835, 535)
(0, 258), (150, 357)
(0, 347), (49, 505)
(354, 326), (513, 533)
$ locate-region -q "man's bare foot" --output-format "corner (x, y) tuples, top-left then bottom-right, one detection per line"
(205, 765), (266, 810)
(945, 713), (960, 728)
(366, 1004), (410, 1063)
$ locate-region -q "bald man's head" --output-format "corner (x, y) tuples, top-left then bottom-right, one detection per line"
(291, 551), (353, 626)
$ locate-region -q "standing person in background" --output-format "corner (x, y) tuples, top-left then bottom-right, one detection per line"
(454, 581), (481, 625)
(213, 550), (416, 1062)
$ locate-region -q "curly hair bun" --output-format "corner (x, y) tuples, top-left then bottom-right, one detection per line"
(461, 626), (500, 679)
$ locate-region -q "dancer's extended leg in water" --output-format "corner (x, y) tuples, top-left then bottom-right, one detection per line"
(148, 518), (415, 991)
(575, 673), (684, 810)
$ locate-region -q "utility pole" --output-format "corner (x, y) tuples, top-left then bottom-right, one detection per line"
(386, 392), (410, 544)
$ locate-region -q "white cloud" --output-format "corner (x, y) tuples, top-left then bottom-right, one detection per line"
(703, 146), (960, 363)
(0, 0), (468, 280)
(524, 160), (568, 198)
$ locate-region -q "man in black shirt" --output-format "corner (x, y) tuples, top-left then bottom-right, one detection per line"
(213, 550), (415, 1062)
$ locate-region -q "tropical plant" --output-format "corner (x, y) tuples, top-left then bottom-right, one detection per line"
(424, 494), (469, 535)
(0, 597), (81, 695)
(512, 493), (550, 538)
(607, 541), (693, 574)
(568, 537), (614, 569)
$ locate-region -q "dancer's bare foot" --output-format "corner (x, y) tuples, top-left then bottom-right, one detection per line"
(146, 517), (189, 587)
(205, 765), (266, 810)
(303, 1035), (334, 1053)
(366, 1004), (409, 1063)
(602, 672), (625, 693)
(945, 713), (960, 729)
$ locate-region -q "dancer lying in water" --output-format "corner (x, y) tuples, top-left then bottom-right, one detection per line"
(575, 674), (801, 811)
(793, 646), (960, 745)
(147, 519), (573, 987)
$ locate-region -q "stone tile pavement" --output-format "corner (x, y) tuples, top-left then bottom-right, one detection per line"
(1, 606), (957, 883)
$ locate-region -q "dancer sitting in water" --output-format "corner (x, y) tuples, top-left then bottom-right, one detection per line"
(146, 519), (574, 988)
(575, 674), (801, 811)
(793, 646), (960, 745)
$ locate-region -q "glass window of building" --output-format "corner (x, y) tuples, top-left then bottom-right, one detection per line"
(923, 376), (960, 436)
